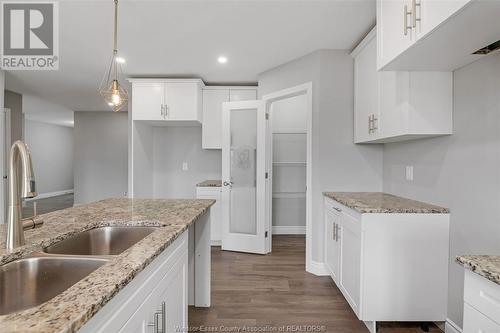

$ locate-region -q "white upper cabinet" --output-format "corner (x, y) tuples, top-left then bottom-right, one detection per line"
(377, 0), (500, 71)
(353, 29), (452, 144)
(130, 79), (204, 124)
(202, 87), (257, 149)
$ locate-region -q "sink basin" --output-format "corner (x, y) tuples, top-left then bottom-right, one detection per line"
(44, 226), (158, 256)
(0, 256), (108, 315)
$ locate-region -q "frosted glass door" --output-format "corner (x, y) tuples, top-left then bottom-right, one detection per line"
(221, 100), (267, 254)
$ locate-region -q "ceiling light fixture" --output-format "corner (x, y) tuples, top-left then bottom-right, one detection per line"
(99, 0), (128, 112)
(218, 56), (228, 64)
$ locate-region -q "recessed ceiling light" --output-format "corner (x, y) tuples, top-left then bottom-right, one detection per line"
(115, 56), (126, 64)
(218, 56), (228, 64)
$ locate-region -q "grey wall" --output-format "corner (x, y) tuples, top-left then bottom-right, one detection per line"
(74, 112), (128, 204)
(259, 50), (383, 263)
(153, 126), (221, 199)
(382, 53), (500, 328)
(25, 120), (74, 194)
(4, 90), (23, 142)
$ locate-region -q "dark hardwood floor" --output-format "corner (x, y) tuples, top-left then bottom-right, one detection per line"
(189, 235), (442, 333)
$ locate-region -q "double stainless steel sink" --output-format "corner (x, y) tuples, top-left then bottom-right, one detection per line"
(0, 226), (157, 315)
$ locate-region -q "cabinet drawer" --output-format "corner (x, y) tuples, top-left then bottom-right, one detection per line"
(324, 197), (343, 214)
(464, 270), (500, 326)
(463, 302), (500, 333)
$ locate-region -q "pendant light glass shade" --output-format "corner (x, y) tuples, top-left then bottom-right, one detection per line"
(99, 0), (128, 112)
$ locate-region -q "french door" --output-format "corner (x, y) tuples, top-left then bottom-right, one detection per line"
(221, 100), (268, 254)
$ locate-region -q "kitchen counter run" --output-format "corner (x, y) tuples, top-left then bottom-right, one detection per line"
(0, 198), (214, 333)
(323, 192), (449, 214)
(456, 255), (500, 285)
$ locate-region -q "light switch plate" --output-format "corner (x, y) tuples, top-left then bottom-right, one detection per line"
(405, 166), (414, 181)
(182, 162), (189, 171)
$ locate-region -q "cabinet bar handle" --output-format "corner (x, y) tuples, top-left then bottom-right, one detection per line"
(412, 0), (421, 28)
(161, 301), (166, 333)
(404, 5), (412, 36)
(333, 222), (336, 240)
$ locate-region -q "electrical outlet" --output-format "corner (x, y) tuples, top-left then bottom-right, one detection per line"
(405, 166), (414, 181)
(182, 162), (189, 171)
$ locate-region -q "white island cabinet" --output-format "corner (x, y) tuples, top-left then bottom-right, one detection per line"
(324, 194), (450, 333)
(79, 212), (211, 333)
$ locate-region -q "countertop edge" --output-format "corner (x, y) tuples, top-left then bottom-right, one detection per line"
(456, 255), (500, 286)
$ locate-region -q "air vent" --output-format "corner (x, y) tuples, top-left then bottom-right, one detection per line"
(473, 40), (500, 55)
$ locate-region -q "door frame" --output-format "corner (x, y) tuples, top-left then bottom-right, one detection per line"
(261, 82), (313, 270)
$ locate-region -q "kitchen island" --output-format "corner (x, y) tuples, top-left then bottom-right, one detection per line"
(0, 198), (214, 333)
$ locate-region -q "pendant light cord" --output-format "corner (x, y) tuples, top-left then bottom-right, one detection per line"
(113, 0), (118, 52)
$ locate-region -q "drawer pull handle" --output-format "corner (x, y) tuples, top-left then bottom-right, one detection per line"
(480, 290), (500, 308)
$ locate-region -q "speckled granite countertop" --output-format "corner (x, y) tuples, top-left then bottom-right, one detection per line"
(456, 255), (500, 285)
(196, 180), (222, 187)
(323, 192), (449, 214)
(0, 198), (214, 333)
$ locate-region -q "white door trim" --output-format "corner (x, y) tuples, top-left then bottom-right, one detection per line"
(261, 82), (313, 272)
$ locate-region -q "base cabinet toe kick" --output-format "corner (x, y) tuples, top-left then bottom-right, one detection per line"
(323, 196), (450, 332)
(79, 211), (211, 333)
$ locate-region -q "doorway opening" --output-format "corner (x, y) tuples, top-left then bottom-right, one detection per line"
(219, 83), (313, 269)
(262, 82), (313, 270)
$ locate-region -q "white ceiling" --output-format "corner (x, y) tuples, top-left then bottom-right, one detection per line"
(5, 0), (375, 112)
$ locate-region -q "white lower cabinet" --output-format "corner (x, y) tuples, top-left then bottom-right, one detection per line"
(79, 232), (188, 333)
(196, 186), (222, 245)
(463, 270), (500, 333)
(323, 197), (450, 332)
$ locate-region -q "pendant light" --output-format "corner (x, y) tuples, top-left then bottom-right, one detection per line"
(99, 0), (128, 112)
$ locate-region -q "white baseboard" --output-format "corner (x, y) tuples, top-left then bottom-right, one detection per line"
(26, 189), (74, 201)
(307, 260), (330, 276)
(211, 240), (221, 246)
(272, 226), (306, 235)
(445, 318), (462, 333)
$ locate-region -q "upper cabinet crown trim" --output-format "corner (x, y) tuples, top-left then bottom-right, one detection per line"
(128, 78), (205, 86)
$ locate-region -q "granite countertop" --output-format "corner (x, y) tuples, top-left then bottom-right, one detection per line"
(196, 179), (222, 187)
(456, 255), (500, 285)
(323, 192), (449, 214)
(0, 198), (215, 333)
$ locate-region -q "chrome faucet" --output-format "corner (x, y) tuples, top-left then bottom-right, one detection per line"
(5, 141), (37, 250)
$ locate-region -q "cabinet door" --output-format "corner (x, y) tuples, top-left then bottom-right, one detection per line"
(416, 0), (471, 39)
(202, 89), (230, 149)
(378, 71), (410, 138)
(119, 251), (188, 333)
(325, 209), (341, 282)
(132, 83), (164, 121)
(229, 89), (257, 102)
(377, 0), (415, 69)
(339, 213), (361, 316)
(354, 35), (379, 143)
(463, 302), (500, 333)
(165, 82), (199, 121)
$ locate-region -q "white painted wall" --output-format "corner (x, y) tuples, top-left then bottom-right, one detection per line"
(25, 120), (74, 194)
(258, 49), (384, 263)
(153, 126), (221, 199)
(382, 53), (500, 329)
(23, 94), (74, 127)
(74, 112), (128, 204)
